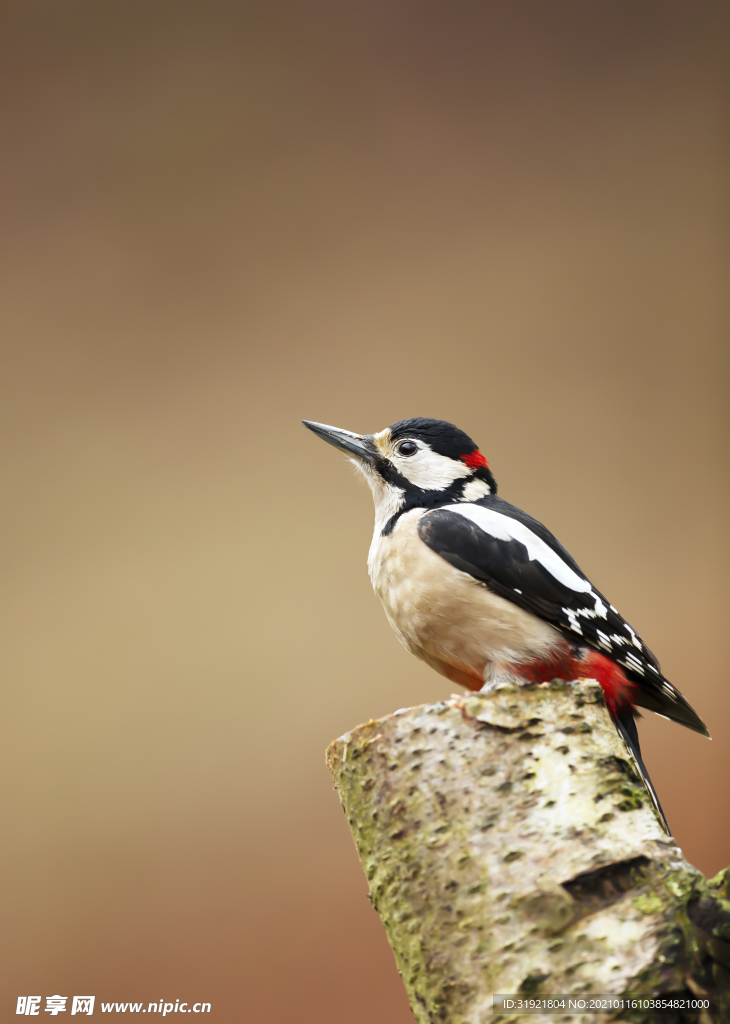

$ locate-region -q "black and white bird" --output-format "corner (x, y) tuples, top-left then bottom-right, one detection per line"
(303, 417), (709, 834)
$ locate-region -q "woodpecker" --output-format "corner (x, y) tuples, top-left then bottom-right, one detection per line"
(303, 417), (709, 834)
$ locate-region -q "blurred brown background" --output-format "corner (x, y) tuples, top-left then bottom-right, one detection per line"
(0, 0), (727, 1020)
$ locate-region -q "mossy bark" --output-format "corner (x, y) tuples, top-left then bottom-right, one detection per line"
(326, 679), (730, 1024)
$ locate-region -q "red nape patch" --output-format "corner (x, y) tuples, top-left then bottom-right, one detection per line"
(461, 448), (489, 470)
(514, 648), (637, 716)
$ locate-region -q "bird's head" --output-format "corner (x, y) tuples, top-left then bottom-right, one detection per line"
(303, 417), (496, 531)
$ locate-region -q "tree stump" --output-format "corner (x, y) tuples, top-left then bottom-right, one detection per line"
(326, 678), (729, 1023)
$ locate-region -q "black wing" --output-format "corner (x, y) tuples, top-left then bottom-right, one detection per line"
(418, 499), (708, 737)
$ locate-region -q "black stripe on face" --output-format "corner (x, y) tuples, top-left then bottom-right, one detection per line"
(378, 470), (480, 534)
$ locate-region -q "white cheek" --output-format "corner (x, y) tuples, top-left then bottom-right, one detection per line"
(396, 450), (471, 490)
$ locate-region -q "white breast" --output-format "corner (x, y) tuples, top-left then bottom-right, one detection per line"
(368, 508), (561, 683)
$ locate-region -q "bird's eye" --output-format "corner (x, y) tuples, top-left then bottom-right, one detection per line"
(396, 440), (418, 457)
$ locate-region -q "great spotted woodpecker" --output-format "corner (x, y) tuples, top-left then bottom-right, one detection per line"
(303, 417), (709, 834)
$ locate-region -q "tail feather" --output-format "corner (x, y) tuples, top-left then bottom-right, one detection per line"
(632, 679), (710, 738)
(613, 710), (671, 836)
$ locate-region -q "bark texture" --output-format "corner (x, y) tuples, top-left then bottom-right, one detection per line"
(326, 678), (730, 1024)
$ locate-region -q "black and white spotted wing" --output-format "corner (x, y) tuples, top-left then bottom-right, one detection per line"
(417, 496), (708, 736)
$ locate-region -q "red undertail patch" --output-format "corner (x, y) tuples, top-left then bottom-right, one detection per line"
(580, 650), (638, 716)
(515, 648), (637, 716)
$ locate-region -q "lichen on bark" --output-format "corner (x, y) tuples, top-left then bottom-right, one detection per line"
(326, 678), (730, 1023)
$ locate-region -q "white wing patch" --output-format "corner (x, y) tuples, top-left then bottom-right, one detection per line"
(561, 597), (608, 635)
(441, 504), (589, 593)
(440, 503), (609, 635)
(564, 608), (584, 635)
(624, 623), (644, 651)
(596, 629), (614, 650)
(622, 651), (645, 675)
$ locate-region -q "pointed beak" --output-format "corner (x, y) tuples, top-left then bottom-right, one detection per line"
(302, 420), (378, 465)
